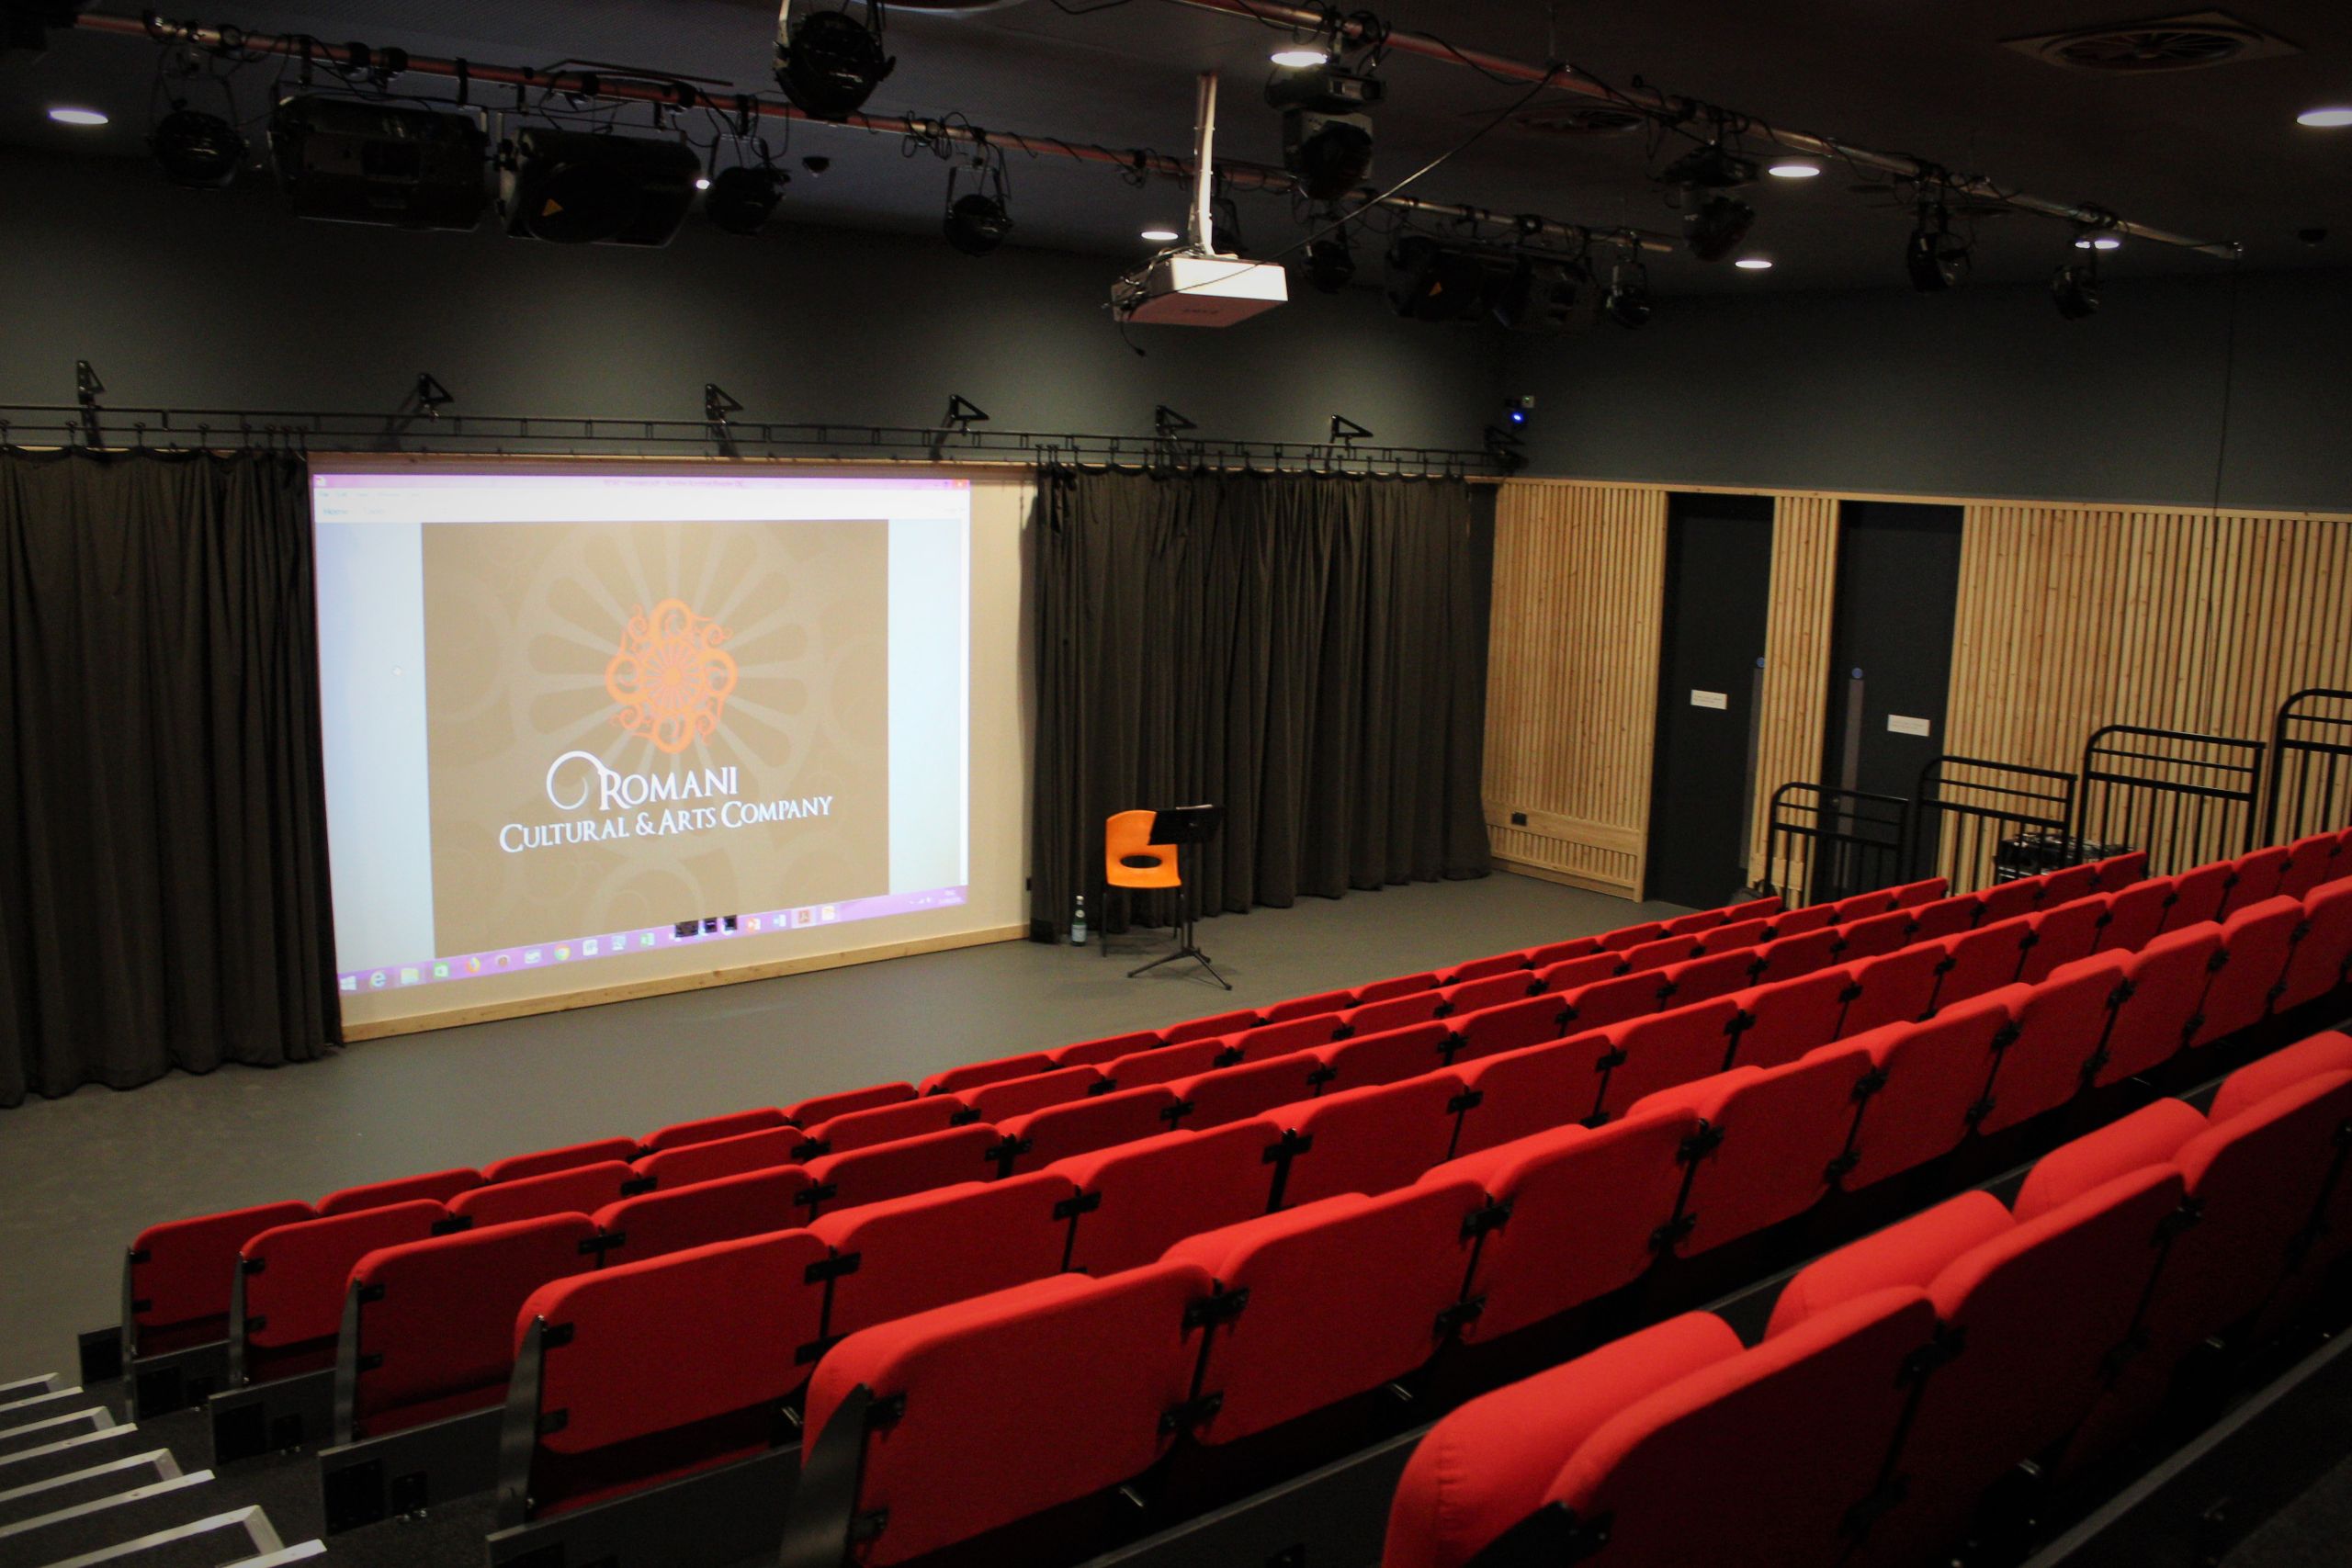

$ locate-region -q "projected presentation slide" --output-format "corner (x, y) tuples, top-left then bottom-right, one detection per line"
(311, 466), (972, 1000)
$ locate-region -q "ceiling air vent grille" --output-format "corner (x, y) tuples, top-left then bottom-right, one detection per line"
(2005, 10), (2301, 73)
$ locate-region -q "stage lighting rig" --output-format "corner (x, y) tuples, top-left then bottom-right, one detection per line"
(1303, 234), (1355, 293)
(706, 163), (787, 235)
(1385, 236), (1496, 322)
(1489, 256), (1585, 333)
(1905, 197), (1972, 292)
(2050, 258), (2100, 320)
(942, 155), (1012, 255)
(268, 96), (489, 231)
(1600, 254), (1654, 328)
(1657, 137), (1756, 263)
(150, 101), (246, 187)
(498, 128), (701, 246)
(774, 0), (894, 121)
(1269, 59), (1381, 202)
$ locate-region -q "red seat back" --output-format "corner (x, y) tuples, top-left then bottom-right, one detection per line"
(2277, 880), (2352, 1011)
(2018, 895), (2109, 984)
(2095, 926), (2222, 1087)
(2162, 862), (2235, 933)
(590, 1165), (814, 1268)
(1222, 1014), (1342, 1066)
(1534, 951), (1625, 992)
(783, 1082), (915, 1127)
(1280, 1074), (1468, 1207)
(961, 1065), (1103, 1122)
(2192, 895), (2305, 1045)
(1047, 1032), (1160, 1070)
(631, 1127), (803, 1189)
(1836, 945), (1942, 1038)
(1311, 1021), (1455, 1094)
(1834, 908), (1915, 964)
(1935, 918), (2033, 1006)
(992, 1085), (1180, 1176)
(1975, 956), (2123, 1134)
(129, 1200), (317, 1354)
(1845, 990), (2022, 1190)
(2221, 845), (2293, 918)
(810, 1175), (1079, 1344)
(1728, 967), (1852, 1071)
(917, 1054), (1054, 1098)
(319, 1169), (481, 1218)
(1439, 971), (1540, 1016)
(1162, 1008), (1263, 1045)
(1748, 926), (1843, 985)
(242, 1201), (446, 1371)
(639, 1109), (787, 1154)
(1591, 999), (1741, 1118)
(448, 1162), (636, 1229)
(1167, 1057), (1320, 1131)
(1051, 1122), (1282, 1277)
(1973, 876), (2042, 927)
(804, 1095), (971, 1156)
(1454, 1032), (1619, 1156)
(1695, 915), (1774, 956)
(1264, 987), (1363, 1022)
(482, 1137), (641, 1186)
(1562, 970), (1670, 1033)
(2094, 876), (2176, 954)
(804, 1125), (1000, 1215)
(1450, 993), (1571, 1066)
(2278, 831), (2349, 901)
(1104, 1037), (1227, 1089)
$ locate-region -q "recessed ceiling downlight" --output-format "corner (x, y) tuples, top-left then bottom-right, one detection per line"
(49, 107), (108, 127)
(1140, 226), (1180, 243)
(1270, 47), (1329, 68)
(1766, 160), (1820, 178)
(2298, 107), (2352, 128)
(1734, 254), (1774, 270)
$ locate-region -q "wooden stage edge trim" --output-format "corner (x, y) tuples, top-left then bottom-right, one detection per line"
(337, 924), (1032, 1042)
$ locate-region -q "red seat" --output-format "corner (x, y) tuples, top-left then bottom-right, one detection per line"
(2207, 1030), (2352, 1124)
(1051, 1122), (1281, 1276)
(1727, 967), (1852, 1070)
(239, 1201), (445, 1382)
(1560, 969), (1670, 1033)
(1278, 1075), (1469, 1208)
(1836, 945), (1944, 1037)
(481, 1137), (640, 1186)
(1656, 950), (1762, 1010)
(961, 1065), (1104, 1122)
(1453, 1034), (1619, 1156)
(2093, 926), (2222, 1087)
(1311, 1021), (1456, 1094)
(1974, 957), (2124, 1134)
(1167, 1057), (1320, 1131)
(1694, 915), (1774, 956)
(1162, 1008), (1262, 1045)
(1766, 1191), (2015, 1337)
(2032, 862), (2101, 910)
(1047, 1031), (1160, 1070)
(1336, 990), (1452, 1039)
(2094, 877), (2177, 954)
(1103, 1037), (1227, 1088)
(1830, 888), (1900, 923)
(1768, 903), (1839, 937)
(344, 1214), (597, 1438)
(800, 1263), (1209, 1566)
(1432, 956), (1524, 987)
(1747, 926), (1843, 985)
(810, 1174), (1079, 1346)
(1886, 876), (1948, 909)
(2191, 895), (2305, 1045)
(1450, 994), (1571, 1067)
(2161, 861), (2236, 933)
(126, 1200), (316, 1356)
(1381, 1314), (1741, 1568)
(1599, 919), (1667, 952)
(1439, 971), (1540, 1016)
(802, 1095), (972, 1156)
(2089, 849), (2150, 892)
(1354, 971), (1440, 1004)
(590, 1165), (815, 1267)
(448, 1162), (637, 1229)
(318, 1168), (481, 1218)
(1661, 907), (1729, 936)
(1443, 1112), (1697, 1341)
(2278, 830), (2351, 901)
(509, 1230), (830, 1519)
(1523, 938), (1600, 970)
(918, 1054), (1054, 1098)
(1590, 999), (1742, 1120)
(1219, 1015), (1342, 1065)
(1724, 894), (1788, 920)
(1628, 1044), (1875, 1255)
(783, 1083), (915, 1126)
(1843, 990), (2022, 1190)
(1618, 932), (1701, 975)
(2017, 894), (2110, 984)
(1834, 908), (1916, 963)
(2221, 845), (2294, 917)
(640, 1109), (787, 1154)
(803, 1125), (1000, 1215)
(990, 1086), (1180, 1176)
(1533, 951), (1625, 992)
(1543, 1290), (1939, 1568)
(1263, 987), (1360, 1023)
(2276, 880), (2352, 1011)
(1168, 1180), (1487, 1443)
(1932, 918), (2033, 1009)
(631, 1126), (803, 1189)
(1973, 876), (2042, 927)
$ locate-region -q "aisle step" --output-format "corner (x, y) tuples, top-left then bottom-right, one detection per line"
(0, 1426), (152, 1488)
(0, 1468), (216, 1561)
(0, 1450), (182, 1527)
(0, 1407), (121, 1460)
(33, 1504), (320, 1567)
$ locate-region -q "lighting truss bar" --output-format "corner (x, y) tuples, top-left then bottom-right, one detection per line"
(0, 402), (1501, 477)
(1156, 0), (2240, 258)
(73, 10), (1677, 254)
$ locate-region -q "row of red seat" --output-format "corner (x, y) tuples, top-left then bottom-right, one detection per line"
(502, 846), (2352, 1557)
(1383, 1028), (2352, 1568)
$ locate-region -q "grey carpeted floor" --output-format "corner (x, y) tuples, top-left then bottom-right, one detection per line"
(0, 872), (1679, 1387)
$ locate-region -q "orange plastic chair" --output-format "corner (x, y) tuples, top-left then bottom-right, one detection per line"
(1102, 810), (1181, 954)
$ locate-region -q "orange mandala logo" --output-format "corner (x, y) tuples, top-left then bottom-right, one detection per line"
(606, 598), (740, 755)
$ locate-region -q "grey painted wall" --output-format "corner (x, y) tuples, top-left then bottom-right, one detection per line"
(0, 145), (1499, 452)
(1500, 266), (2352, 513)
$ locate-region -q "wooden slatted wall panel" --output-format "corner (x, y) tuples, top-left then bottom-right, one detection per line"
(1945, 504), (2352, 870)
(1482, 479), (1670, 897)
(1747, 495), (1842, 886)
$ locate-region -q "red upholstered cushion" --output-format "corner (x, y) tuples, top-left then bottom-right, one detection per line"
(1544, 1289), (1939, 1568)
(448, 1163), (634, 1229)
(1168, 1058), (1319, 1132)
(1435, 955), (1526, 986)
(1051, 1121), (1282, 1276)
(519, 1229), (830, 1455)
(1831, 887), (1901, 923)
(1842, 990), (2018, 1190)
(1765, 1190), (2013, 1339)
(1658, 950), (1763, 1008)
(1442, 1111), (1698, 1341)
(482, 1137), (641, 1185)
(1563, 970), (1670, 1033)
(1534, 952), (1627, 992)
(1598, 919), (1666, 953)
(1280, 1073), (1468, 1207)
(1453, 1033), (1617, 1156)
(805, 1096), (971, 1156)
(1440, 972), (1542, 1016)
(2163, 863), (2236, 933)
(1902, 894), (1981, 944)
(1661, 907), (1729, 936)
(1591, 999), (1742, 1119)
(1524, 938), (1600, 969)
(630, 1127), (804, 1189)
(1162, 1008), (1263, 1046)
(2169, 1071), (2352, 1334)
(1618, 932), (1701, 975)
(1166, 1180), (1487, 1443)
(992, 1085), (1180, 1176)
(1749, 925), (1844, 985)
(918, 1054), (1054, 1098)
(1695, 915), (1774, 956)
(1103, 1037), (1227, 1089)
(2277, 881), (2352, 1011)
(319, 1169), (481, 1218)
(2095, 877), (2177, 954)
(1974, 962), (2119, 1134)
(1835, 908), (1917, 964)
(2018, 896), (2111, 984)
(1450, 994), (1572, 1066)
(1266, 987), (1363, 1022)
(1937, 918), (2033, 1004)
(2090, 849), (2149, 893)
(2011, 1100), (2207, 1223)
(2222, 846), (2294, 917)
(1836, 944), (1943, 1037)
(1767, 904), (1838, 937)
(1338, 990), (1452, 1039)
(2193, 896), (2306, 1045)
(805, 1125), (1000, 1215)
(1887, 876), (1948, 909)
(803, 1264), (1211, 1566)
(1223, 1015), (1343, 1066)
(590, 1164), (814, 1266)
(2033, 863), (2102, 910)
(639, 1109), (788, 1154)
(961, 1066), (1104, 1122)
(1313, 1022), (1455, 1094)
(1354, 971), (1440, 1004)
(1728, 966), (1852, 1071)
(349, 1213), (597, 1436)
(2278, 832), (2348, 901)
(1973, 876), (2044, 928)
(2210, 1030), (2352, 1124)
(1381, 1314), (1742, 1568)
(811, 1174), (1079, 1342)
(783, 1082), (915, 1126)
(243, 1201), (446, 1352)
(130, 1200), (317, 1348)
(2095, 926), (2222, 1087)
(1048, 1031), (1160, 1069)
(1724, 894), (1788, 920)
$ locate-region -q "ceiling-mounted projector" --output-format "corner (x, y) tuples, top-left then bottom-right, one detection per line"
(1112, 251), (1289, 326)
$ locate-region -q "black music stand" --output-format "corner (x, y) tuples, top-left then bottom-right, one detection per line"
(1125, 804), (1229, 990)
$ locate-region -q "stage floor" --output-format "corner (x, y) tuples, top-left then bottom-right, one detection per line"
(0, 871), (1680, 1385)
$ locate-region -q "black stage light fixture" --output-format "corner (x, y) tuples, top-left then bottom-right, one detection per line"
(706, 164), (786, 235)
(151, 102), (246, 188)
(1683, 192), (1755, 262)
(268, 96), (488, 230)
(1488, 256), (1584, 333)
(498, 128), (701, 246)
(775, 1), (894, 121)
(1303, 234), (1355, 293)
(1658, 141), (1758, 191)
(943, 158), (1012, 255)
(2050, 259), (2100, 320)
(1905, 199), (1972, 292)
(1600, 256), (1654, 329)
(1385, 235), (1493, 322)
(1271, 62), (1382, 203)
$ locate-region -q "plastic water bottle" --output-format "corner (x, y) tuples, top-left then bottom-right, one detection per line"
(1070, 895), (1088, 946)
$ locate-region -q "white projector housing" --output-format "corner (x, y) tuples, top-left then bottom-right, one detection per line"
(1114, 252), (1290, 327)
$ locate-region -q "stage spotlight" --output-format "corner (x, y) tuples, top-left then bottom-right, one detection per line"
(268, 96), (489, 231)
(1600, 256), (1653, 329)
(1683, 192), (1755, 262)
(1303, 235), (1355, 292)
(2050, 260), (2100, 320)
(150, 104), (246, 187)
(1384, 235), (1491, 321)
(499, 128), (701, 245)
(1487, 256), (1583, 333)
(1503, 393), (1535, 425)
(1271, 61), (1381, 203)
(1659, 141), (1758, 190)
(774, 0), (894, 121)
(1905, 201), (1972, 292)
(706, 164), (786, 235)
(943, 160), (1012, 255)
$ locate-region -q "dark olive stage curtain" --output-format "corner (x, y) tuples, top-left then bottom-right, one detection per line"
(0, 450), (336, 1106)
(1031, 468), (1493, 938)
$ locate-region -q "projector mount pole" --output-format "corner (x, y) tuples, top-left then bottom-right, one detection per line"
(1188, 71), (1217, 255)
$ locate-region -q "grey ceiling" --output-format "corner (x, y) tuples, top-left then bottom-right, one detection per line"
(5, 0), (2349, 294)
